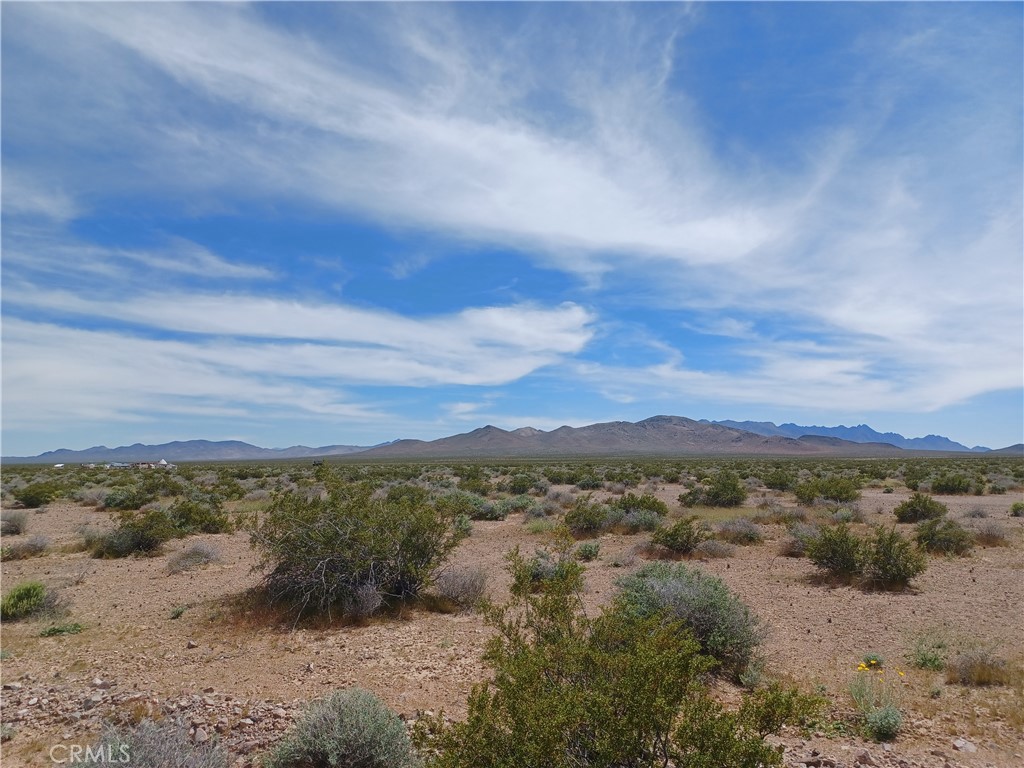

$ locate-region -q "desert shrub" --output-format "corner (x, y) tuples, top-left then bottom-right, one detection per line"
(523, 547), (577, 590)
(12, 482), (63, 509)
(1, 581), (59, 621)
(680, 471), (748, 508)
(103, 485), (157, 511)
(946, 647), (1012, 686)
(166, 543), (221, 574)
(1010, 501), (1024, 517)
(651, 516), (710, 555)
(794, 476), (860, 505)
(914, 518), (974, 556)
(437, 490), (498, 521)
(1, 535), (50, 561)
(850, 666), (902, 742)
(779, 523), (820, 558)
(494, 495), (540, 518)
(612, 492), (669, 516)
(615, 562), (765, 679)
(861, 527), (926, 590)
(964, 506), (988, 519)
(40, 622), (84, 637)
(695, 539), (735, 559)
(544, 489), (574, 509)
(266, 688), (417, 768)
(893, 493), (947, 523)
(525, 518), (556, 535)
(432, 566), (487, 611)
(830, 504), (864, 524)
(563, 495), (608, 536)
(619, 508), (664, 533)
(0, 511), (28, 535)
(973, 520), (1009, 546)
(909, 631), (948, 671)
(717, 518), (764, 546)
(575, 541), (600, 561)
(92, 508), (177, 558)
(95, 718), (228, 768)
(74, 486), (110, 507)
(250, 481), (466, 617)
(419, 540), (809, 768)
(806, 524), (863, 578)
(931, 474), (972, 494)
(760, 468), (796, 491)
(504, 474), (536, 495)
(575, 475), (602, 490)
(167, 491), (233, 534)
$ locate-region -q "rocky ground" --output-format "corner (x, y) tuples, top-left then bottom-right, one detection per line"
(1, 485), (1022, 767)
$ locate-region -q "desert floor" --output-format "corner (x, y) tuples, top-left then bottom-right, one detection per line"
(1, 485), (1022, 768)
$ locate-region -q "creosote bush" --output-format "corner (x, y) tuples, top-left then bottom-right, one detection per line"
(417, 534), (816, 768)
(11, 482), (62, 509)
(680, 470), (748, 508)
(794, 476), (860, 505)
(250, 480), (466, 618)
(914, 518), (974, 556)
(266, 688), (418, 768)
(806, 523), (863, 578)
(807, 525), (925, 590)
(562, 495), (609, 536)
(893, 493), (948, 523)
(651, 516), (710, 555)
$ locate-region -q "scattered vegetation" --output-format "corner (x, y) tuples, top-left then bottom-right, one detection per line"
(1, 534), (50, 561)
(40, 622), (84, 637)
(946, 647), (1014, 687)
(893, 493), (948, 523)
(914, 518), (975, 556)
(680, 470), (748, 507)
(651, 516), (710, 555)
(1, 581), (61, 621)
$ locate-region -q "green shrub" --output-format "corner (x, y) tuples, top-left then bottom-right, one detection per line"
(909, 631), (948, 671)
(717, 518), (764, 546)
(92, 508), (176, 558)
(437, 491), (503, 521)
(266, 689), (417, 768)
(167, 491), (233, 534)
(250, 481), (466, 617)
(103, 485), (157, 511)
(864, 705), (902, 742)
(612, 492), (669, 516)
(563, 495), (608, 536)
(893, 493), (947, 523)
(40, 622), (84, 637)
(575, 541), (600, 561)
(1010, 501), (1024, 517)
(419, 540), (807, 768)
(494, 495), (539, 518)
(615, 562), (765, 680)
(861, 527), (926, 590)
(680, 471), (748, 508)
(806, 524), (863, 578)
(504, 474), (536, 495)
(651, 516), (710, 555)
(794, 476), (860, 505)
(95, 718), (228, 768)
(760, 469), (795, 491)
(931, 474), (971, 495)
(1, 581), (57, 621)
(12, 482), (62, 509)
(914, 518), (974, 555)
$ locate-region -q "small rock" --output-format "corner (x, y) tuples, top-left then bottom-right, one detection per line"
(91, 678), (111, 690)
(952, 738), (977, 753)
(82, 693), (104, 711)
(202, 686), (215, 693)
(28, 697), (39, 706)
(2, 682), (23, 691)
(186, 640), (199, 649)
(855, 750), (875, 766)
(194, 727), (209, 744)
(272, 707), (287, 719)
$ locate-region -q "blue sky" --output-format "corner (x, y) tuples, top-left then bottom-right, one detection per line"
(2, 2), (1022, 455)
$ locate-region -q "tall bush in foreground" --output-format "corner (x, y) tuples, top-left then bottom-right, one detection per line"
(418, 536), (814, 768)
(249, 481), (466, 618)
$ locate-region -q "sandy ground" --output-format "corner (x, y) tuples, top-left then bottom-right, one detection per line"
(1, 486), (1022, 767)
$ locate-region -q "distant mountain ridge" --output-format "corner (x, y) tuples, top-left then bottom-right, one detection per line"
(710, 420), (990, 453)
(4, 417), (1011, 463)
(356, 415), (910, 459)
(2, 440), (371, 464)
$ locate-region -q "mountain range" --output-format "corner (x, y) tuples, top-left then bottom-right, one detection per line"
(710, 420), (991, 453)
(5, 416), (1018, 463)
